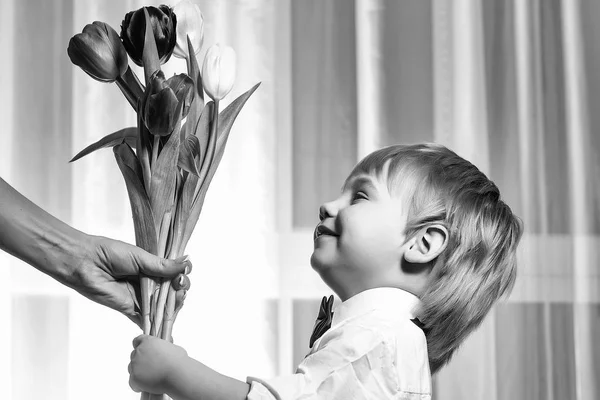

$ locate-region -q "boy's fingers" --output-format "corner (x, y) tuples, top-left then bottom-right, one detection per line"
(132, 334), (147, 348)
(129, 376), (141, 393)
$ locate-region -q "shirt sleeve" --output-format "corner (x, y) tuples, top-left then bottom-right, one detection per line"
(246, 325), (404, 400)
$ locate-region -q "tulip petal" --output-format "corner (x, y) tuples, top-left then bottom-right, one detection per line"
(145, 88), (180, 136)
(142, 8), (161, 85)
(166, 73), (195, 117)
(202, 44), (236, 101)
(173, 0), (204, 59)
(121, 6), (176, 67)
(67, 21), (127, 83)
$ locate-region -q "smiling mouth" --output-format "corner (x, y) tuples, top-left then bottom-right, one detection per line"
(314, 224), (338, 240)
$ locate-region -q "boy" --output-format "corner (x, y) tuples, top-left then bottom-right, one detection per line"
(127, 143), (523, 399)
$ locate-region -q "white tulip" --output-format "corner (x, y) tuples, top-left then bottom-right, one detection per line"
(172, 0), (204, 58)
(201, 44), (236, 101)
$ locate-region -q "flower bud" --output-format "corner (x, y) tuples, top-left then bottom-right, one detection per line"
(201, 44), (236, 101)
(120, 5), (177, 67)
(172, 0), (204, 59)
(167, 74), (195, 116)
(142, 70), (195, 136)
(67, 21), (128, 82)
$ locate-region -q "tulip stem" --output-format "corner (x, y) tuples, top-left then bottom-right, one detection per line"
(116, 77), (137, 111)
(122, 66), (145, 100)
(150, 212), (173, 337)
(152, 135), (160, 167)
(140, 276), (155, 335)
(161, 285), (177, 341)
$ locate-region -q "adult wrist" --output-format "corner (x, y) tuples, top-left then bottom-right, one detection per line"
(63, 233), (105, 290)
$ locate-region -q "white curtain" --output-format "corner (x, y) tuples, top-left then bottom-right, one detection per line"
(430, 0), (600, 399)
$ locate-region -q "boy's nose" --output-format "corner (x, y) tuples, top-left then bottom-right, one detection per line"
(319, 201), (338, 221)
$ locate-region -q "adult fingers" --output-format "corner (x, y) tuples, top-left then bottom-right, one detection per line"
(98, 237), (191, 278)
(134, 250), (192, 278)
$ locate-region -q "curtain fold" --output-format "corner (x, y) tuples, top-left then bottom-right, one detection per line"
(431, 0), (600, 399)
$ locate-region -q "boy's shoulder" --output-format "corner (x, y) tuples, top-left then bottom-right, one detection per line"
(320, 307), (427, 354)
(305, 309), (431, 396)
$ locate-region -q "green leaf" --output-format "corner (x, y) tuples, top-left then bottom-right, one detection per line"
(173, 169), (198, 256)
(113, 143), (158, 255)
(215, 83), (261, 155)
(149, 103), (183, 234)
(187, 35), (204, 104)
(70, 127), (137, 163)
(164, 171), (184, 258)
(181, 36), (205, 139)
(142, 7), (161, 85)
(178, 135), (201, 176)
(179, 83), (261, 253)
(136, 104), (152, 189)
(194, 101), (214, 169)
(170, 170), (190, 257)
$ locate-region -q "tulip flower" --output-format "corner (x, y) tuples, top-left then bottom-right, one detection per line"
(172, 0), (204, 59)
(120, 5), (177, 67)
(202, 44), (236, 101)
(67, 21), (128, 82)
(142, 70), (195, 136)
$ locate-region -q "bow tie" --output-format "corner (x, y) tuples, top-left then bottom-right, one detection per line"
(309, 295), (335, 348)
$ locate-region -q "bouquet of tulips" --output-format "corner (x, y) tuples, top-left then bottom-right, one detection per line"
(67, 2), (259, 398)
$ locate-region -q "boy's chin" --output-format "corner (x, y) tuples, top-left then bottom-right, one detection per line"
(309, 252), (322, 271)
(310, 251), (331, 274)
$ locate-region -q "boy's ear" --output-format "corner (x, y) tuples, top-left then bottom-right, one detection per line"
(404, 224), (448, 264)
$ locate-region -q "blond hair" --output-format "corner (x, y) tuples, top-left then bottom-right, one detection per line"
(351, 143), (523, 374)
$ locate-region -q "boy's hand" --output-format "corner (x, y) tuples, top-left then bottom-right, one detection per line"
(128, 334), (188, 394)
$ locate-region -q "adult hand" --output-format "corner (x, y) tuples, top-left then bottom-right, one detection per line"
(69, 235), (192, 328)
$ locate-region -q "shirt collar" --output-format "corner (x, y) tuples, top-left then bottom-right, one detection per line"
(331, 287), (420, 326)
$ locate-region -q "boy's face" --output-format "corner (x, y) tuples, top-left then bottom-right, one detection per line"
(310, 165), (412, 300)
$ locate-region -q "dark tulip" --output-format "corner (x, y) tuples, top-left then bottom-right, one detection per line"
(67, 21), (128, 82)
(120, 5), (177, 67)
(165, 73), (195, 117)
(142, 70), (195, 136)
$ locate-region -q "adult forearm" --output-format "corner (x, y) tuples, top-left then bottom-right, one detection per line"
(0, 177), (90, 284)
(166, 356), (250, 400)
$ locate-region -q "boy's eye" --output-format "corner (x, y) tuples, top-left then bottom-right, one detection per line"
(351, 191), (368, 203)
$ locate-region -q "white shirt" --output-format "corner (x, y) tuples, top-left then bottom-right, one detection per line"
(246, 288), (432, 399)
